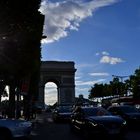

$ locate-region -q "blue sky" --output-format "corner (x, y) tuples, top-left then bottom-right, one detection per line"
(39, 0), (140, 105)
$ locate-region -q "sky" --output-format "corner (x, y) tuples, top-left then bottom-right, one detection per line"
(39, 0), (140, 105)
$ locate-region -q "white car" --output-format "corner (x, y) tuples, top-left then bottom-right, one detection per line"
(0, 118), (32, 140)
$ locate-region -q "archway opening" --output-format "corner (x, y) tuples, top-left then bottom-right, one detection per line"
(44, 82), (57, 106)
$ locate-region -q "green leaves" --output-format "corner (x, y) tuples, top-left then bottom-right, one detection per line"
(88, 67), (140, 100)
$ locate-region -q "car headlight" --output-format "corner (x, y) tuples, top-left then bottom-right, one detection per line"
(90, 122), (98, 127)
(123, 120), (127, 125)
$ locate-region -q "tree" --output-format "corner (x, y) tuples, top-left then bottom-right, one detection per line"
(88, 67), (140, 101)
(0, 0), (44, 119)
(130, 67), (140, 99)
(88, 78), (128, 100)
(88, 83), (104, 99)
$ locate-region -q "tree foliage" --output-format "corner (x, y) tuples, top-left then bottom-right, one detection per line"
(129, 67), (140, 99)
(88, 67), (140, 100)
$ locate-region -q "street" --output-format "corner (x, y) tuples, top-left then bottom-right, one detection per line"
(24, 111), (140, 140)
(29, 112), (81, 140)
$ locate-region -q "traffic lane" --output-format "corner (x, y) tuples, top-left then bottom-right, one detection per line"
(125, 131), (140, 140)
(30, 126), (140, 140)
(14, 131), (140, 140)
(29, 125), (140, 140)
(28, 112), (81, 140)
(30, 123), (81, 140)
(23, 112), (140, 140)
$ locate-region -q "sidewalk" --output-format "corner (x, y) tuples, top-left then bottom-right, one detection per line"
(31, 111), (46, 128)
(34, 112), (45, 123)
(30, 111), (47, 136)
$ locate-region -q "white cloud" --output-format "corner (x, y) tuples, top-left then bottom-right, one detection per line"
(45, 88), (57, 105)
(45, 82), (57, 105)
(45, 93), (57, 105)
(95, 51), (109, 56)
(95, 52), (100, 56)
(75, 76), (81, 80)
(100, 55), (124, 65)
(102, 51), (109, 55)
(76, 63), (95, 68)
(39, 0), (118, 44)
(45, 88), (57, 93)
(76, 87), (89, 92)
(76, 79), (106, 86)
(75, 87), (90, 98)
(89, 72), (109, 76)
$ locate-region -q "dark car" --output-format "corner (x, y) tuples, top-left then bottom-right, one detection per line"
(0, 118), (32, 140)
(52, 105), (73, 122)
(70, 106), (126, 139)
(107, 105), (140, 129)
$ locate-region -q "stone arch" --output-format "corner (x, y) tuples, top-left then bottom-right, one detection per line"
(37, 61), (76, 108)
(45, 78), (60, 87)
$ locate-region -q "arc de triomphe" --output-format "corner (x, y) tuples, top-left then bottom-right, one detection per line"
(37, 61), (76, 108)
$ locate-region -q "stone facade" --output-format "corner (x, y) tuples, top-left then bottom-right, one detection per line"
(37, 61), (76, 108)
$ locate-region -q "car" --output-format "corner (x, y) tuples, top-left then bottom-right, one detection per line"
(70, 106), (126, 139)
(107, 105), (140, 129)
(52, 105), (73, 122)
(0, 118), (32, 140)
